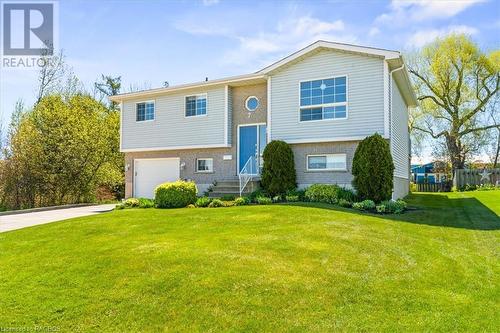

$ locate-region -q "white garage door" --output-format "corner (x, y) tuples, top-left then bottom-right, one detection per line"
(134, 158), (180, 198)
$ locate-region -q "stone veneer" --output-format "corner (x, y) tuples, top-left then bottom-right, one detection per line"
(291, 141), (359, 189)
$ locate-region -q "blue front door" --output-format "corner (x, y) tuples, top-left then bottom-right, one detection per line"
(239, 126), (258, 173)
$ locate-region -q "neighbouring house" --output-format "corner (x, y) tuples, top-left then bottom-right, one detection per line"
(411, 162), (449, 184)
(110, 40), (417, 199)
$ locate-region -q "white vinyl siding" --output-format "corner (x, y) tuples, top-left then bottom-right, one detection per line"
(269, 49), (385, 142)
(391, 77), (410, 179)
(121, 86), (226, 150)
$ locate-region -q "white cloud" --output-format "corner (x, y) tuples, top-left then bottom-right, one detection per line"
(376, 0), (485, 25)
(202, 0), (219, 6)
(173, 19), (232, 36)
(289, 16), (345, 35)
(175, 14), (355, 68)
(225, 16), (356, 67)
(406, 25), (478, 48)
(368, 27), (380, 37)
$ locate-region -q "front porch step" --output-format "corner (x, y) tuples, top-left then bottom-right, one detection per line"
(211, 186), (241, 192)
(209, 191), (248, 198)
(208, 180), (260, 198)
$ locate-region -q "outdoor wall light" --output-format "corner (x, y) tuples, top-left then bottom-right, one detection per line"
(125, 163), (130, 172)
(180, 162), (186, 170)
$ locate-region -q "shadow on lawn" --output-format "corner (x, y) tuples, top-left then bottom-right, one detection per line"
(281, 193), (500, 231)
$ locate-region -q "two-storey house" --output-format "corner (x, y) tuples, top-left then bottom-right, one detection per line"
(110, 41), (417, 199)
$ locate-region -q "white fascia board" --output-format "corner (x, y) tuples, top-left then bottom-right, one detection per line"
(121, 143), (231, 153)
(110, 73), (267, 102)
(258, 40), (400, 74)
(387, 57), (418, 107)
(282, 135), (388, 145)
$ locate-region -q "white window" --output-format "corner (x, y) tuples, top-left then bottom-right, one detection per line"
(300, 76), (347, 121)
(136, 101), (155, 121)
(307, 154), (347, 171)
(196, 158), (213, 173)
(186, 94), (207, 117)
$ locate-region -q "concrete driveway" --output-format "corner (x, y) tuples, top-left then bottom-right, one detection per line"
(0, 204), (116, 233)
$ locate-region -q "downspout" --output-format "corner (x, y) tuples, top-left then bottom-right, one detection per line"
(388, 63), (405, 138)
(388, 62), (405, 200)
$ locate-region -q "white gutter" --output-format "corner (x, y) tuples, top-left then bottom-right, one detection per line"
(388, 63), (405, 138)
(109, 73), (267, 101)
(389, 62), (407, 201)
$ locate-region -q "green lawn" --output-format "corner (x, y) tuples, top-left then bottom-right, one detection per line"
(0, 192), (499, 332)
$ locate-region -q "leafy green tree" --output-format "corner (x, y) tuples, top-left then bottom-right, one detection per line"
(261, 140), (296, 196)
(352, 133), (394, 202)
(94, 75), (122, 110)
(409, 34), (500, 173)
(1, 94), (121, 209)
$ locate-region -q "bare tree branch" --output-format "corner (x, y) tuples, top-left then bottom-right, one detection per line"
(459, 123), (500, 136)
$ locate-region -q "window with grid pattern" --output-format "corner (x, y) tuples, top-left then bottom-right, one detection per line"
(186, 95), (207, 117)
(136, 102), (154, 121)
(299, 76), (347, 121)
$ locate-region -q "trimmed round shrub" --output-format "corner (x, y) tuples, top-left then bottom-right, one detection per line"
(352, 133), (394, 202)
(195, 197), (212, 208)
(380, 199), (407, 214)
(187, 204), (196, 208)
(234, 197), (251, 206)
(155, 180), (197, 208)
(124, 198), (140, 208)
(305, 184), (339, 204)
(352, 200), (376, 211)
(208, 198), (224, 208)
(256, 196), (272, 205)
(261, 140), (296, 196)
(138, 198), (155, 208)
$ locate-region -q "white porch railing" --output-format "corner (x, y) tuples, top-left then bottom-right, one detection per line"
(239, 155), (255, 196)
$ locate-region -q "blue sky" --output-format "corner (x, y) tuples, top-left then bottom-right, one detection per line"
(1, 0), (499, 145)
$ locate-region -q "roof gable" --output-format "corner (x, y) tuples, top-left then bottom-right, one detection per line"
(257, 40), (400, 75)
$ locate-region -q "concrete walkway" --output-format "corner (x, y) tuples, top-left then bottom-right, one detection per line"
(0, 204), (116, 233)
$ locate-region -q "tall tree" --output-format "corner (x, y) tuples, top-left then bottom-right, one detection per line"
(409, 34), (500, 174)
(94, 75), (121, 110)
(0, 94), (121, 209)
(36, 49), (66, 104)
(485, 96), (500, 167)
